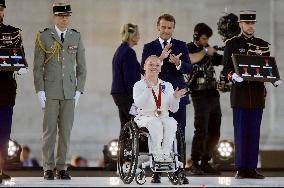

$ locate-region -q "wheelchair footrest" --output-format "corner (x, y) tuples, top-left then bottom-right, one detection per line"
(153, 163), (176, 172)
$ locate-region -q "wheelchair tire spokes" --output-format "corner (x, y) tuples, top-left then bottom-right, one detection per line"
(118, 121), (139, 184)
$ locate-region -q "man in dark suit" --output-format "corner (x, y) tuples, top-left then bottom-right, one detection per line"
(141, 13), (192, 184)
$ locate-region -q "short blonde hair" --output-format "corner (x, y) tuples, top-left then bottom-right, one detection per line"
(145, 55), (161, 65)
(120, 23), (139, 42)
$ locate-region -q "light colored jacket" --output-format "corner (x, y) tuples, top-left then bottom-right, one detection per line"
(133, 79), (180, 127)
(33, 27), (86, 100)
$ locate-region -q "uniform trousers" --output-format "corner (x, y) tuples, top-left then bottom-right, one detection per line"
(233, 107), (263, 170)
(42, 99), (74, 171)
(0, 106), (13, 169)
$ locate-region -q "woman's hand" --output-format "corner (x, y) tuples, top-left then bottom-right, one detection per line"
(173, 87), (188, 98)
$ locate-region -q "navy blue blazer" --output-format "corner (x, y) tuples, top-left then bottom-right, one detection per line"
(111, 42), (141, 97)
(141, 38), (192, 106)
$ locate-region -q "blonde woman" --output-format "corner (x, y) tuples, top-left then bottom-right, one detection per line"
(111, 23), (141, 129)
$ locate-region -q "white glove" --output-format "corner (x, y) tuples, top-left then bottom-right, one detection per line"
(273, 80), (282, 87)
(74, 91), (81, 108)
(129, 103), (138, 116)
(17, 68), (28, 75)
(37, 91), (46, 109)
(232, 73), (244, 82)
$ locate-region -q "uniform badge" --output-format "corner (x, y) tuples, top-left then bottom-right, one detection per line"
(2, 35), (11, 40)
(68, 45), (78, 50)
(239, 48), (246, 53)
(255, 46), (262, 55)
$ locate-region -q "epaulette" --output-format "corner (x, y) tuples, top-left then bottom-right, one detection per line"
(254, 37), (270, 46)
(71, 29), (79, 33)
(6, 25), (21, 32)
(40, 28), (49, 33)
(224, 35), (238, 44)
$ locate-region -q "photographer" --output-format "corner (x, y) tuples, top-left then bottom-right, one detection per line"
(187, 23), (222, 175)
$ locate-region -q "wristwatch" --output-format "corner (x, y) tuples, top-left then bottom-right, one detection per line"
(204, 48), (208, 56)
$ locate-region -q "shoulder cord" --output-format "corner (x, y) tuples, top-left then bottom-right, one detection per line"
(35, 32), (61, 64)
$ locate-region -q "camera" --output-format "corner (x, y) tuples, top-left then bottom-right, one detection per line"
(217, 70), (231, 92)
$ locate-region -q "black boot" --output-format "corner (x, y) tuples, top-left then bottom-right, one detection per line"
(43, 170), (54, 180)
(189, 162), (205, 175)
(151, 172), (161, 183)
(201, 162), (221, 175)
(246, 169), (265, 179)
(2, 172), (11, 180)
(0, 169), (2, 184)
(235, 169), (246, 179)
(56, 170), (71, 180)
(181, 171), (189, 184)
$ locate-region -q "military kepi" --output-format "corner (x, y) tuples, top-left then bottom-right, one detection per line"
(239, 10), (256, 22)
(53, 3), (72, 15)
(0, 0), (6, 8)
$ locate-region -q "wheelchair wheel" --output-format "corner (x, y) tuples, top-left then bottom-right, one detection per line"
(135, 170), (146, 185)
(118, 120), (139, 184)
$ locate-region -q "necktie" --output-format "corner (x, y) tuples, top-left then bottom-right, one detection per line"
(60, 33), (64, 43)
(163, 40), (168, 48)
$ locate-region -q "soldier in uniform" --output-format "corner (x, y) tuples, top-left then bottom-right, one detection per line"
(223, 10), (281, 179)
(0, 0), (28, 182)
(33, 2), (86, 180)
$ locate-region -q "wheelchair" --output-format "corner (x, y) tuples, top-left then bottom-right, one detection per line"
(117, 119), (186, 185)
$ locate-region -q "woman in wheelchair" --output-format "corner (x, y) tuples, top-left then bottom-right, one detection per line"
(133, 55), (187, 163)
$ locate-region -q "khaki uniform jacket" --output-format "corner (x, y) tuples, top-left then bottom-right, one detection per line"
(33, 27), (86, 99)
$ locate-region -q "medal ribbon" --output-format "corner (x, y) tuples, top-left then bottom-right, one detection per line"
(151, 83), (162, 110)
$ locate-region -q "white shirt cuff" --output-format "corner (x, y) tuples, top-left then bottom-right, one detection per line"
(176, 60), (182, 70)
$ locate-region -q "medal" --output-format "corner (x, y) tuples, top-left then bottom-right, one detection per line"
(151, 83), (162, 117)
(155, 108), (162, 117)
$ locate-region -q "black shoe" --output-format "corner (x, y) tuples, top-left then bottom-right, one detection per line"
(151, 172), (161, 183)
(182, 176), (189, 184)
(2, 173), (11, 180)
(44, 170), (54, 180)
(56, 170), (71, 180)
(235, 169), (246, 179)
(189, 163), (205, 175)
(246, 169), (265, 179)
(201, 162), (221, 175)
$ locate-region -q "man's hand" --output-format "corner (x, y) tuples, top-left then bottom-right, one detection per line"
(173, 87), (188, 99)
(37, 91), (46, 109)
(16, 68), (29, 75)
(74, 91), (81, 108)
(169, 53), (182, 66)
(273, 80), (282, 87)
(159, 43), (172, 61)
(206, 47), (217, 56)
(232, 73), (244, 82)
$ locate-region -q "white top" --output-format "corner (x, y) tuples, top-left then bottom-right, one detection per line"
(133, 78), (180, 118)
